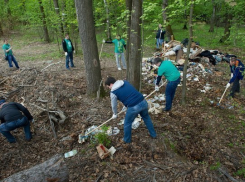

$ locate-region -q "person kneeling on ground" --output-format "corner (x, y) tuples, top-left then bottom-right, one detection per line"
(0, 98), (33, 143)
(105, 77), (156, 143)
(153, 57), (180, 112)
(226, 57), (244, 98)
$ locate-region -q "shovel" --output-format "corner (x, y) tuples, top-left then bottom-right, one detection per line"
(78, 81), (167, 141)
(217, 86), (229, 106)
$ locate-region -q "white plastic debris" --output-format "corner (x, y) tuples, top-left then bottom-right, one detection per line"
(132, 119), (141, 129)
(85, 125), (102, 136)
(108, 146), (116, 156)
(118, 119), (124, 125)
(64, 149), (77, 158)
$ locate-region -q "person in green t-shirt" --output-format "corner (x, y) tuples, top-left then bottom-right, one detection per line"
(153, 57), (180, 112)
(2, 39), (20, 69)
(105, 35), (126, 71)
(62, 34), (75, 70)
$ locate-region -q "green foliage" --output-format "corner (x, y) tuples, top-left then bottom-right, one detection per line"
(94, 125), (111, 147)
(94, 132), (111, 147)
(235, 168), (245, 177)
(210, 161), (221, 170)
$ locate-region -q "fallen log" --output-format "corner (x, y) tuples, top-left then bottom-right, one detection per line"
(1, 154), (69, 182)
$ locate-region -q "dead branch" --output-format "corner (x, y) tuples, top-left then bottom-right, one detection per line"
(41, 61), (61, 72)
(143, 160), (172, 170)
(218, 168), (239, 182)
(18, 80), (37, 87)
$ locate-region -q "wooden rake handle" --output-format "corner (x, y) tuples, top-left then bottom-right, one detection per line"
(218, 86), (229, 104)
(83, 80), (167, 137)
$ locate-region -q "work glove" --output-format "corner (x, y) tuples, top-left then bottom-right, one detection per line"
(102, 39), (105, 43)
(112, 114), (117, 119)
(65, 52), (68, 56)
(155, 85), (159, 91)
(230, 73), (233, 78)
(226, 83), (231, 88)
(121, 106), (127, 112)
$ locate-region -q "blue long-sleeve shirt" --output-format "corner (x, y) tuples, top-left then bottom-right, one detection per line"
(229, 59), (244, 83)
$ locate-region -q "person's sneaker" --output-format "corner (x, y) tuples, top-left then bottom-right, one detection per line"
(162, 108), (170, 112)
(118, 68), (122, 71)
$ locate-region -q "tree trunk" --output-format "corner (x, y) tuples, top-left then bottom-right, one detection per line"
(53, 0), (64, 35)
(38, 0), (50, 42)
(209, 0), (216, 32)
(127, 0), (142, 90)
(74, 0), (104, 97)
(103, 0), (112, 41)
(125, 0), (132, 70)
(181, 0), (194, 105)
(219, 13), (232, 43)
(183, 0), (188, 30)
(1, 154), (69, 182)
(162, 0), (174, 41)
(0, 22), (3, 36)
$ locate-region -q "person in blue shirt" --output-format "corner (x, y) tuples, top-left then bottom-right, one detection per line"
(226, 57), (244, 98)
(2, 39), (20, 69)
(105, 77), (156, 143)
(62, 34), (75, 70)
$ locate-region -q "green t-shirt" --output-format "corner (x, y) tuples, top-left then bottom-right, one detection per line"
(2, 44), (13, 56)
(157, 60), (180, 81)
(65, 39), (72, 52)
(112, 39), (126, 53)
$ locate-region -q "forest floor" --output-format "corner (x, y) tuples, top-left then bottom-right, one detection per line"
(0, 32), (245, 182)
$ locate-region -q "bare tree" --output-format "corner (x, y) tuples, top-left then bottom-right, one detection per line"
(125, 0), (132, 69)
(209, 0), (216, 32)
(74, 0), (104, 97)
(219, 11), (232, 43)
(181, 0), (194, 105)
(53, 0), (64, 35)
(162, 0), (175, 41)
(103, 0), (112, 41)
(127, 0), (142, 90)
(38, 0), (50, 42)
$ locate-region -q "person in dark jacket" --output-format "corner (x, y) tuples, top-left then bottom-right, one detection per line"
(155, 24), (166, 49)
(105, 77), (156, 143)
(62, 34), (75, 70)
(226, 57), (244, 98)
(0, 98), (33, 143)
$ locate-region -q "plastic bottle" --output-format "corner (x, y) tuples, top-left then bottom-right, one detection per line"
(64, 150), (77, 158)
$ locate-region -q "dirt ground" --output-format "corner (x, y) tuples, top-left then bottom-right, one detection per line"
(0, 34), (245, 182)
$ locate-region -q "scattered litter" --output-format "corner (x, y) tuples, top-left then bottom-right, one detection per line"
(64, 149), (77, 158)
(108, 146), (116, 157)
(118, 119), (124, 126)
(96, 144), (110, 159)
(132, 118), (141, 129)
(85, 125), (102, 136)
(107, 126), (120, 136)
(60, 135), (73, 141)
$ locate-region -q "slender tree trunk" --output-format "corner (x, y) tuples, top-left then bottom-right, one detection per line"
(103, 0), (111, 41)
(219, 13), (232, 43)
(74, 0), (104, 97)
(61, 0), (68, 33)
(0, 22), (3, 36)
(125, 0), (132, 71)
(162, 0), (174, 41)
(127, 0), (142, 90)
(209, 0), (216, 32)
(38, 0), (50, 42)
(183, 0), (188, 29)
(181, 0), (194, 105)
(53, 0), (64, 35)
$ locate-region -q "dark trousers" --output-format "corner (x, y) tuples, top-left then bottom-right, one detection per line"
(0, 116), (31, 143)
(165, 77), (181, 110)
(229, 78), (240, 98)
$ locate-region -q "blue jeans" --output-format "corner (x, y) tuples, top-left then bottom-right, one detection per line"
(124, 100), (156, 143)
(115, 53), (126, 69)
(0, 116), (31, 143)
(66, 51), (74, 69)
(165, 77), (180, 111)
(156, 39), (164, 49)
(7, 55), (19, 68)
